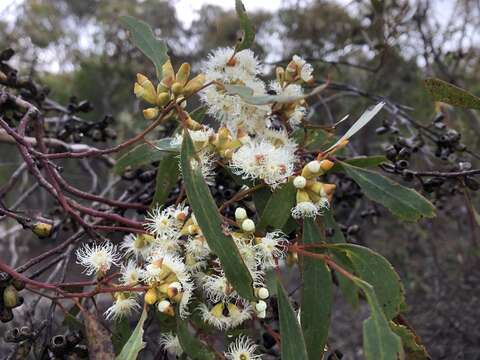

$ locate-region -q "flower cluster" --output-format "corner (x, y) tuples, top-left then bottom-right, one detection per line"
(75, 48), (336, 358)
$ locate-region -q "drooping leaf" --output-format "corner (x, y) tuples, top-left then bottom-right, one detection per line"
(331, 155), (386, 172)
(181, 130), (254, 300)
(117, 307), (148, 360)
(177, 320), (216, 360)
(301, 218), (332, 360)
(235, 0), (255, 51)
(323, 102), (385, 153)
(340, 162), (436, 222)
(276, 278), (309, 360)
(424, 78), (480, 110)
(120, 16), (169, 79)
(114, 137), (178, 174)
(354, 279), (404, 360)
(151, 154), (180, 208)
(112, 318), (132, 355)
(322, 209), (359, 308)
(391, 322), (430, 360)
(329, 244), (405, 320)
(224, 83), (327, 106)
(257, 182), (296, 231)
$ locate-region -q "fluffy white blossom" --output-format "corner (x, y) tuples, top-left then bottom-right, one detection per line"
(159, 333), (183, 356)
(291, 55), (314, 83)
(256, 231), (288, 268)
(144, 204), (188, 240)
(225, 335), (261, 360)
(104, 295), (140, 320)
(120, 260), (143, 286)
(121, 233), (153, 260)
(230, 139), (297, 188)
(291, 198), (329, 219)
(76, 241), (120, 276)
(198, 302), (252, 330)
(203, 47), (261, 82)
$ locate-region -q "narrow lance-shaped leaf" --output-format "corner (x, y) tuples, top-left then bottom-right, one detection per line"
(276, 278), (309, 360)
(257, 182), (296, 231)
(235, 0), (255, 51)
(424, 78), (480, 110)
(353, 279), (404, 360)
(340, 161), (436, 222)
(224, 83), (327, 106)
(330, 155), (386, 172)
(117, 307), (148, 360)
(323, 102), (385, 153)
(114, 138), (178, 174)
(329, 244), (405, 320)
(180, 130), (254, 300)
(151, 154), (180, 209)
(120, 16), (169, 79)
(177, 320), (216, 360)
(301, 218), (332, 360)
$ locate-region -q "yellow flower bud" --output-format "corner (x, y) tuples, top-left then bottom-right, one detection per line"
(320, 159), (335, 172)
(144, 288), (158, 305)
(276, 66), (285, 84)
(171, 82), (184, 96)
(3, 285), (18, 308)
(185, 116), (203, 130)
(143, 107), (159, 120)
(135, 73), (157, 104)
(162, 60), (175, 83)
(210, 303), (225, 318)
(183, 73), (205, 97)
(308, 181), (324, 195)
(323, 183), (336, 199)
(296, 189), (311, 204)
(175, 63), (191, 86)
(157, 83), (169, 94)
(157, 92), (170, 107)
(32, 222), (53, 239)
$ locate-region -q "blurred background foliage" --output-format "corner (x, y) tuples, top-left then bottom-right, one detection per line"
(1, 0), (480, 357)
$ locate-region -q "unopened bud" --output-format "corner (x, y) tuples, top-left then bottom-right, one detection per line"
(167, 282), (182, 299)
(143, 107), (159, 120)
(241, 218), (255, 232)
(255, 300), (267, 312)
(3, 286), (18, 308)
(175, 63), (191, 86)
(293, 176), (307, 189)
(235, 207), (247, 221)
(183, 73), (205, 97)
(32, 222), (53, 239)
(144, 288), (158, 305)
(296, 189), (311, 204)
(319, 159), (334, 172)
(257, 287), (269, 300)
(171, 82), (184, 96)
(157, 92), (170, 107)
(307, 160), (321, 173)
(157, 300), (175, 316)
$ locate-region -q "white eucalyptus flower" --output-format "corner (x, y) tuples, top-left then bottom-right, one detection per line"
(75, 241), (120, 276)
(104, 295), (140, 320)
(225, 335), (261, 360)
(159, 332), (183, 356)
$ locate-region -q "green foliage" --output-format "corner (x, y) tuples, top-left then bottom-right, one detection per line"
(330, 155), (386, 172)
(301, 219), (332, 360)
(120, 15), (169, 79)
(276, 278), (309, 360)
(424, 78), (480, 110)
(340, 162), (436, 222)
(117, 307), (148, 360)
(177, 320), (216, 360)
(354, 280), (404, 360)
(180, 130), (254, 300)
(112, 318), (132, 354)
(257, 182), (296, 231)
(151, 154), (179, 209)
(391, 323), (430, 360)
(235, 0), (255, 51)
(329, 244), (405, 320)
(113, 138), (178, 174)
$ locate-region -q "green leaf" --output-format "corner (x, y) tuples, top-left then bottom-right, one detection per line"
(177, 320), (216, 360)
(181, 130), (254, 300)
(257, 182), (296, 231)
(190, 106), (207, 122)
(301, 219), (332, 360)
(292, 128), (333, 151)
(391, 322), (430, 360)
(424, 78), (480, 110)
(112, 318), (132, 355)
(252, 186), (271, 217)
(117, 307), (148, 360)
(224, 83), (327, 105)
(353, 280), (404, 360)
(329, 244), (405, 320)
(151, 154), (179, 208)
(340, 162), (436, 222)
(331, 156), (386, 172)
(276, 278), (309, 360)
(322, 210), (359, 308)
(120, 16), (169, 79)
(235, 0), (255, 51)
(323, 102), (385, 153)
(114, 138), (178, 174)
